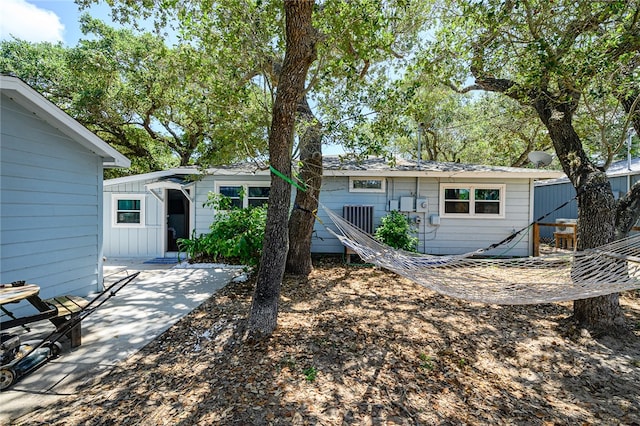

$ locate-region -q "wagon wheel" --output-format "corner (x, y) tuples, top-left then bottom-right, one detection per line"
(0, 367), (16, 391)
(49, 342), (63, 357)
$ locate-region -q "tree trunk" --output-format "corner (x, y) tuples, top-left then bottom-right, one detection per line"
(534, 96), (624, 331)
(286, 95), (323, 275)
(573, 173), (625, 332)
(246, 0), (318, 340)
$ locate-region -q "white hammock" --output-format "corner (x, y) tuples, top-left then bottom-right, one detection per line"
(322, 207), (640, 305)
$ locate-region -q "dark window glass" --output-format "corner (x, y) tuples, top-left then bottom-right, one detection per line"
(475, 189), (500, 201)
(248, 187), (270, 198)
(475, 202), (500, 214)
(445, 188), (470, 200)
(117, 199), (140, 210)
(353, 179), (382, 190)
(117, 212), (140, 224)
(445, 201), (470, 214)
(220, 186), (241, 198)
(116, 199), (141, 224)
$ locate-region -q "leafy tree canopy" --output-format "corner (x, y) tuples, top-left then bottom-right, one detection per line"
(1, 15), (269, 176)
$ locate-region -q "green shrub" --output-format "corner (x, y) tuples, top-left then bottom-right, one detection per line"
(178, 192), (267, 265)
(374, 211), (418, 252)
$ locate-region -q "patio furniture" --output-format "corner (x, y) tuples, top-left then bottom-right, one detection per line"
(554, 231), (576, 250)
(0, 282), (87, 347)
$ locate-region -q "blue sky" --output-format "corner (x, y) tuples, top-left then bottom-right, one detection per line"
(0, 0), (115, 45)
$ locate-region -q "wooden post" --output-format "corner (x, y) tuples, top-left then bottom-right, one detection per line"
(533, 222), (540, 257)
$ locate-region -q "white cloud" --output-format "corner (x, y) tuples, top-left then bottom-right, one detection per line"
(0, 0), (65, 43)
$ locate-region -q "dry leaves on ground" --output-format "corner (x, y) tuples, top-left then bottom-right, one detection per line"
(19, 258), (640, 425)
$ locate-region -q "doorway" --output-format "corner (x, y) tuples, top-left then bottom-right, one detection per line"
(166, 189), (190, 252)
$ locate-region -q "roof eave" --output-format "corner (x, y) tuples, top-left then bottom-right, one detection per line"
(323, 169), (564, 179)
(1, 76), (130, 168)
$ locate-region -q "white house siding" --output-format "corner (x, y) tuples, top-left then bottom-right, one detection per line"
(103, 180), (164, 258)
(103, 173), (272, 258)
(312, 176), (532, 257)
(191, 174), (272, 237)
(0, 94), (103, 299)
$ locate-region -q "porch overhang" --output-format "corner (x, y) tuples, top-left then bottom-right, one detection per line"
(145, 178), (195, 203)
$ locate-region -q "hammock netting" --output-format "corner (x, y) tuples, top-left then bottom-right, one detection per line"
(322, 207), (640, 305)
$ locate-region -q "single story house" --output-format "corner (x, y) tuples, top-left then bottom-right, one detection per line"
(103, 156), (561, 259)
(534, 157), (640, 238)
(1, 75), (130, 302)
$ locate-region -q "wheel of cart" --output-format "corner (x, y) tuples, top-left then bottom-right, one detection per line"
(0, 272), (139, 391)
(0, 367), (15, 391)
(0, 340), (62, 391)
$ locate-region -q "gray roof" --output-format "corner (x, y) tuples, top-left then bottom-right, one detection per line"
(322, 155), (561, 178)
(605, 157), (640, 177)
(106, 155), (561, 186)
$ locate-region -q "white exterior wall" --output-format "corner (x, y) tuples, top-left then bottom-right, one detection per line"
(0, 94), (103, 300)
(103, 181), (164, 258)
(312, 176), (532, 256)
(103, 171), (534, 258)
(103, 174), (272, 258)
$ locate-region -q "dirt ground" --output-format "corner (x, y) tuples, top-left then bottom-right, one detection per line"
(18, 258), (640, 425)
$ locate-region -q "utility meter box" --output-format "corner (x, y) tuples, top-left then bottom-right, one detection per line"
(416, 198), (428, 212)
(388, 199), (399, 211)
(400, 197), (415, 212)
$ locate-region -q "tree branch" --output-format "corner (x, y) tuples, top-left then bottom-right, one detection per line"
(615, 180), (640, 238)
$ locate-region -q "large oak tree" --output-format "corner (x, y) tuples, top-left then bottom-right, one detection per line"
(426, 0), (640, 332)
(0, 16), (267, 175)
(247, 0), (319, 338)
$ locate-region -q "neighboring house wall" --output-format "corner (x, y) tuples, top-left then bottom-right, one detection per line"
(0, 93), (103, 299)
(533, 181), (578, 239)
(610, 174), (640, 198)
(534, 162), (640, 239)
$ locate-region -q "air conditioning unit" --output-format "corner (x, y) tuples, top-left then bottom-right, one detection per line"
(555, 218), (576, 234)
(343, 205), (374, 234)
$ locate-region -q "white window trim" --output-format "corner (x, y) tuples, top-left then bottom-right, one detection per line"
(439, 184), (506, 219)
(349, 177), (386, 193)
(112, 194), (146, 227)
(214, 181), (271, 209)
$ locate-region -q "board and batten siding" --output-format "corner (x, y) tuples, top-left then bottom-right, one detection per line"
(103, 180), (164, 258)
(103, 174), (272, 258)
(312, 176), (533, 256)
(1, 94), (103, 300)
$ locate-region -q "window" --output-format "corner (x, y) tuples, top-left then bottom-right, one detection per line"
(219, 186), (243, 209)
(248, 186), (270, 207)
(216, 183), (270, 208)
(440, 184), (505, 218)
(112, 195), (145, 227)
(349, 177), (385, 193)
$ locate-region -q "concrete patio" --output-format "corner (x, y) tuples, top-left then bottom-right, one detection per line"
(0, 259), (244, 424)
